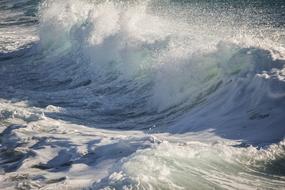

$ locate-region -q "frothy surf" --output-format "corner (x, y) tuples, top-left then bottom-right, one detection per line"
(0, 0), (285, 189)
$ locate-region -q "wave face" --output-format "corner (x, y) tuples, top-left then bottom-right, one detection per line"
(0, 0), (285, 189)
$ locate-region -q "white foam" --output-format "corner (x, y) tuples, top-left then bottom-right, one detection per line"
(1, 1), (285, 189)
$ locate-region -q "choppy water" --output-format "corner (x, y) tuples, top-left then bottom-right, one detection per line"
(0, 0), (285, 189)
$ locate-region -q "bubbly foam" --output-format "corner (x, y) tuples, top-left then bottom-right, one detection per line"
(1, 0), (285, 189)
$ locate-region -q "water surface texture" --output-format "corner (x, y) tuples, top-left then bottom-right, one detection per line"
(0, 0), (285, 189)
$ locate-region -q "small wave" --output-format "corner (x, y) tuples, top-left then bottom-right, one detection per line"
(92, 138), (285, 190)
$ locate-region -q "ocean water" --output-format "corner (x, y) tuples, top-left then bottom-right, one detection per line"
(0, 0), (285, 189)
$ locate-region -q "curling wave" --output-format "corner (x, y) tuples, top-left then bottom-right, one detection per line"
(0, 0), (285, 189)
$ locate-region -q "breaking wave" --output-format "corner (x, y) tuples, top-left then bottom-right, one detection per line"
(0, 0), (285, 189)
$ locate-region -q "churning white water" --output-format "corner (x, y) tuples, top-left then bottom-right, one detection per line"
(0, 0), (285, 189)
